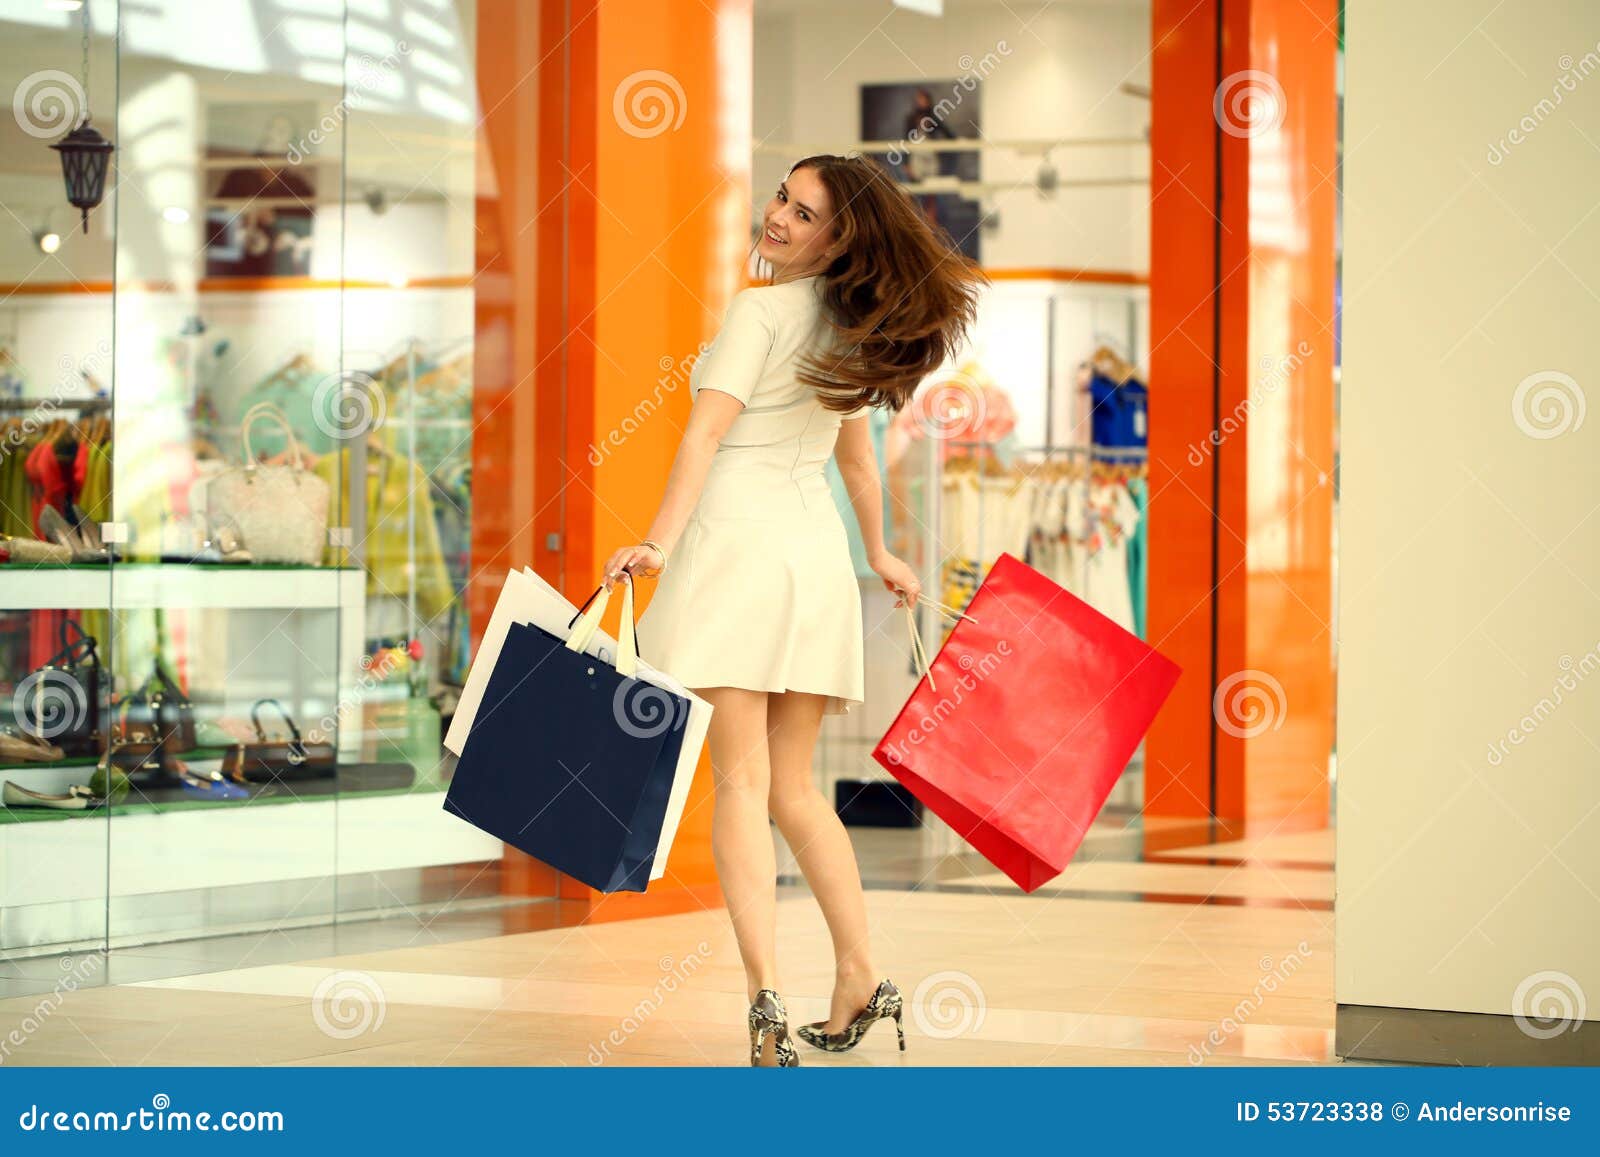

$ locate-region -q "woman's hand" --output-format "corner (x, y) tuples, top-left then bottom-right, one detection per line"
(601, 542), (664, 588)
(870, 550), (921, 608)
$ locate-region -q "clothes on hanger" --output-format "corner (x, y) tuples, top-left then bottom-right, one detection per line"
(313, 444), (454, 626)
(232, 353), (339, 457)
(1126, 471), (1148, 638)
(376, 348), (473, 476)
(1, 404), (113, 668)
(938, 445), (1148, 638)
(1086, 371), (1148, 448)
(1082, 475), (1141, 635)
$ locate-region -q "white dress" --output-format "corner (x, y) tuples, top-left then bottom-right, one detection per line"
(634, 275), (866, 715)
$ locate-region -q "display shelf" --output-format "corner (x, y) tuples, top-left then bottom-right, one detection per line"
(0, 564), (363, 611)
(0, 754), (436, 823)
(0, 781), (442, 825)
(1, 790), (500, 952)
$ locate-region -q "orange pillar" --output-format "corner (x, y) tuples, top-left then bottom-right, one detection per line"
(474, 0), (752, 917)
(1145, 0), (1337, 830)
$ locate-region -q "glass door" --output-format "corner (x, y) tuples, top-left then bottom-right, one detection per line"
(105, 2), (350, 950)
(0, 0), (118, 974)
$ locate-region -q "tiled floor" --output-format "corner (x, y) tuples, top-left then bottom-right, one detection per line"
(0, 815), (1336, 1067)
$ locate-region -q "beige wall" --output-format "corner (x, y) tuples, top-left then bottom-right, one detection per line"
(1338, 0), (1600, 1019)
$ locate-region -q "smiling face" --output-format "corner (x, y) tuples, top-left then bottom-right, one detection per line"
(756, 165), (839, 279)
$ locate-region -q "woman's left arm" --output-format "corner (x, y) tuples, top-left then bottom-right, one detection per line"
(834, 414), (886, 563)
(836, 414), (920, 606)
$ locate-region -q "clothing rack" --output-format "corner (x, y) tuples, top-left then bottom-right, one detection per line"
(0, 395), (112, 413)
(937, 438), (1149, 619)
(948, 439), (1147, 459)
(339, 335), (472, 694)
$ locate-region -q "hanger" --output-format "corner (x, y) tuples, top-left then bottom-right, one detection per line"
(255, 351), (315, 392)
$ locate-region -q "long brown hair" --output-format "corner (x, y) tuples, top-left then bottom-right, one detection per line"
(777, 154), (986, 415)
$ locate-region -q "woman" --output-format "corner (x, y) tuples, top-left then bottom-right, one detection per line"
(602, 154), (983, 1066)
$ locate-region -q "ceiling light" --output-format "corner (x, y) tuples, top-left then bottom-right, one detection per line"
(162, 206), (190, 224)
(893, 0), (943, 15)
(45, 1), (84, 11)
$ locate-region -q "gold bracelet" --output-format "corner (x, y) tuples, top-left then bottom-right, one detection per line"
(640, 539), (668, 568)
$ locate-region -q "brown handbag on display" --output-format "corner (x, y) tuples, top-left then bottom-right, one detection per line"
(108, 661), (198, 780)
(223, 698), (335, 785)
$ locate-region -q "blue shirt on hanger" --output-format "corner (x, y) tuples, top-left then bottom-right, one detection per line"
(1087, 372), (1148, 448)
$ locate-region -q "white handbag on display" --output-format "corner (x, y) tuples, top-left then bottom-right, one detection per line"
(207, 401), (331, 565)
(445, 566), (711, 882)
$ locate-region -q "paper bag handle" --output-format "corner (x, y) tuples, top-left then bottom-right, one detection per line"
(564, 576), (639, 677)
(900, 592), (979, 693)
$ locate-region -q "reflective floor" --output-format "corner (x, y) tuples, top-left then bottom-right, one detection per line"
(0, 817), (1335, 1066)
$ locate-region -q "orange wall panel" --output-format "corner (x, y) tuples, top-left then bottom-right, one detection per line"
(1147, 0), (1336, 827)
(473, 0), (752, 916)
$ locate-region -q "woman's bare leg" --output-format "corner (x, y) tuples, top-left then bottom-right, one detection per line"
(766, 689), (878, 1032)
(700, 686), (781, 1012)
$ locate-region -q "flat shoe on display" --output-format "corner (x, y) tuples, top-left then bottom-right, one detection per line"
(0, 727), (65, 763)
(747, 989), (801, 1067)
(174, 761), (250, 800)
(796, 978), (906, 1053)
(2, 780), (104, 810)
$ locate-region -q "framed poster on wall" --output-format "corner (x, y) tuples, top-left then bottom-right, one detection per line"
(203, 103), (318, 279)
(860, 82), (982, 262)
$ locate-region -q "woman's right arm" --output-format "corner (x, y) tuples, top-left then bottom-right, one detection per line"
(603, 391), (744, 587)
(603, 290), (771, 587)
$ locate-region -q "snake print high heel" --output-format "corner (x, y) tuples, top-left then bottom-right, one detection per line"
(796, 979), (905, 1053)
(747, 989), (801, 1067)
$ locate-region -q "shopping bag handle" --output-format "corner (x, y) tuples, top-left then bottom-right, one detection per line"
(900, 592), (977, 693)
(564, 576), (640, 677)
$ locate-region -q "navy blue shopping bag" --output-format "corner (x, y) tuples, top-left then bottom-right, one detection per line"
(444, 620), (689, 892)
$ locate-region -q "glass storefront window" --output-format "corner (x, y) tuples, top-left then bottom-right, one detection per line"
(1, 0), (498, 963)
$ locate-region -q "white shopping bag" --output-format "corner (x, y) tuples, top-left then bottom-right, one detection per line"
(445, 566), (711, 882)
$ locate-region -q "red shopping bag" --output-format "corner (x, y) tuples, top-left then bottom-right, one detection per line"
(871, 552), (1181, 892)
